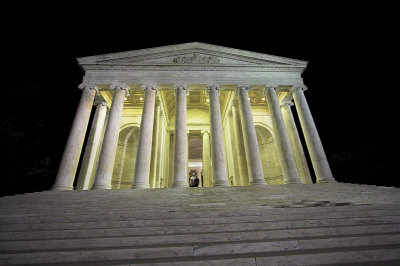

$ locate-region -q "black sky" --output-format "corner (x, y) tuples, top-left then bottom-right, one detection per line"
(1, 6), (398, 196)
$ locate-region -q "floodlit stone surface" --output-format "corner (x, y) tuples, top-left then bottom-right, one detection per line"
(1, 183), (400, 265)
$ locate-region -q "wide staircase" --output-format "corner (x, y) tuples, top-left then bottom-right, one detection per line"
(1, 183), (400, 265)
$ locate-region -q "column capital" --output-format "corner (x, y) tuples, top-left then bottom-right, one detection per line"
(94, 98), (108, 108)
(141, 83), (158, 96)
(206, 85), (221, 96)
(201, 129), (210, 135)
(262, 85), (285, 95)
(141, 83), (158, 90)
(290, 84), (308, 93)
(206, 85), (221, 91)
(280, 100), (294, 109)
(173, 84), (188, 90)
(78, 83), (99, 93)
(173, 84), (189, 96)
(235, 85), (250, 91)
(110, 82), (130, 96)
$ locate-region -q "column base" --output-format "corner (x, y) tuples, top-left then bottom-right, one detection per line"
(131, 182), (150, 189)
(213, 180), (229, 187)
(51, 185), (74, 191)
(91, 184), (112, 190)
(172, 181), (188, 188)
(283, 179), (303, 185)
(250, 179), (267, 186)
(316, 178), (337, 184)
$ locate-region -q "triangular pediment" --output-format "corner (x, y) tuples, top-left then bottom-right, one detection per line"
(77, 42), (307, 68)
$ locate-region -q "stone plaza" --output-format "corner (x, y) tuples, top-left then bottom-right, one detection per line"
(1, 43), (400, 265)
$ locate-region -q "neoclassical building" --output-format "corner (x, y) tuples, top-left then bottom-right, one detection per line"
(52, 42), (335, 190)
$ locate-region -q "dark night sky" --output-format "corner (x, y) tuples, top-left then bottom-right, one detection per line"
(1, 6), (398, 196)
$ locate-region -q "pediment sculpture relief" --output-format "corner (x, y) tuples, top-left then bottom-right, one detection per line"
(172, 53), (220, 64)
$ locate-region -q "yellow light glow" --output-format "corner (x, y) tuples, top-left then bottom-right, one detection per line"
(261, 97), (265, 101)
(124, 97), (127, 100)
(206, 99), (209, 102)
(140, 97), (143, 101)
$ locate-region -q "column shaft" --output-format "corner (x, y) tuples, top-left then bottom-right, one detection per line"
(236, 86), (266, 185)
(224, 116), (236, 186)
(150, 105), (160, 188)
(265, 87), (301, 184)
(167, 130), (173, 187)
(281, 100), (313, 184)
(92, 85), (128, 189)
(232, 104), (248, 186)
(173, 85), (188, 187)
(76, 99), (108, 190)
(208, 86), (228, 186)
(156, 111), (166, 188)
(132, 85), (157, 188)
(292, 86), (335, 183)
(201, 130), (212, 187)
(90, 111), (109, 188)
(52, 85), (96, 190)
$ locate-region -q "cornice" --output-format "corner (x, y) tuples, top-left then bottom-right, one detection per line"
(81, 64), (306, 73)
(77, 42), (308, 66)
(94, 48), (295, 66)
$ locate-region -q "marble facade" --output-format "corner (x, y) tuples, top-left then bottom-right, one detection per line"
(52, 42), (335, 190)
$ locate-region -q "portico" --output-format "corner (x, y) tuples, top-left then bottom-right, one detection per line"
(52, 42), (335, 190)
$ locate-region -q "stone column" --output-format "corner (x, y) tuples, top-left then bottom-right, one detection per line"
(52, 84), (97, 191)
(149, 105), (160, 188)
(201, 130), (212, 187)
(291, 85), (336, 183)
(156, 110), (166, 188)
(231, 104), (248, 186)
(90, 110), (109, 189)
(172, 85), (188, 187)
(132, 84), (157, 189)
(207, 85), (228, 186)
(166, 129), (173, 187)
(281, 100), (313, 184)
(228, 111), (240, 186)
(236, 86), (266, 185)
(76, 97), (108, 190)
(92, 84), (129, 189)
(224, 115), (237, 186)
(265, 87), (301, 184)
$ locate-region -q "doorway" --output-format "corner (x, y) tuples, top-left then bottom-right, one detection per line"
(188, 133), (203, 187)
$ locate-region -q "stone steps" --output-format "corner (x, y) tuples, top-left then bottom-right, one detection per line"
(2, 208), (400, 232)
(0, 203), (398, 224)
(2, 215), (400, 241)
(1, 183), (400, 265)
(1, 235), (400, 265)
(121, 248), (400, 266)
(1, 224), (400, 253)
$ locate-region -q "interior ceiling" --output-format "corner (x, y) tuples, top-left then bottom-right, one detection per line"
(103, 88), (289, 121)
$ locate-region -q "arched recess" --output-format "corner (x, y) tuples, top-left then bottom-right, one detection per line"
(255, 123), (284, 185)
(111, 125), (140, 189)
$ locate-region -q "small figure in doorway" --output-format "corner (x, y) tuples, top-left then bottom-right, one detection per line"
(189, 172), (200, 187)
(189, 173), (196, 187)
(194, 175), (199, 187)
